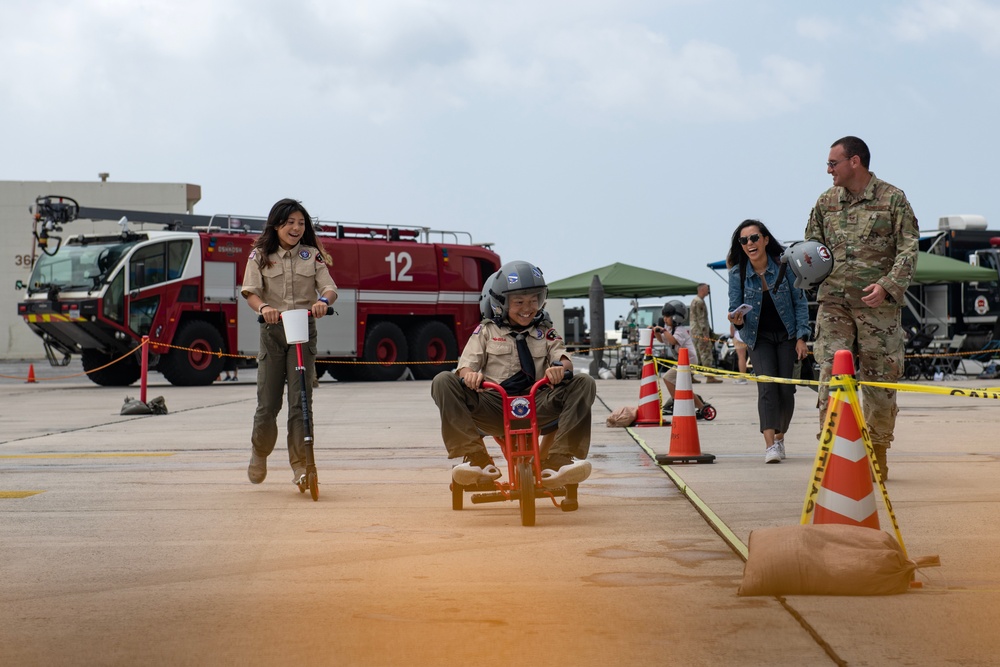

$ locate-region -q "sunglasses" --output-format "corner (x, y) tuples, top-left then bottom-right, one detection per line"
(739, 233), (762, 246)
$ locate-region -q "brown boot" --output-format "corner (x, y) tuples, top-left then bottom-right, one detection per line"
(873, 446), (888, 482)
(706, 376), (723, 383)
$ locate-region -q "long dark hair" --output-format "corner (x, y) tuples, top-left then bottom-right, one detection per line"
(252, 198), (330, 268)
(726, 219), (785, 275)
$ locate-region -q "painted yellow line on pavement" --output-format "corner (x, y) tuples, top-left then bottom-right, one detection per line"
(0, 453), (175, 459)
(626, 427), (749, 562)
(0, 491), (45, 499)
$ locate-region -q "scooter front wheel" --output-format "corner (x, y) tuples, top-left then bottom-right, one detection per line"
(309, 471), (319, 501)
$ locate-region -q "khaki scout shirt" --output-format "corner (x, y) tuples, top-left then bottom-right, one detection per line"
(458, 320), (568, 384)
(805, 173), (919, 306)
(241, 243), (338, 310)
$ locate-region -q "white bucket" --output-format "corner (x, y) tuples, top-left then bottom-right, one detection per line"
(281, 309), (310, 344)
(638, 328), (653, 348)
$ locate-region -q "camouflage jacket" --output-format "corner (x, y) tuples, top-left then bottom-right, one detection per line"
(804, 173), (918, 306)
(688, 295), (711, 337)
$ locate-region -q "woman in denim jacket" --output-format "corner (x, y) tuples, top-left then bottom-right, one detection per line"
(726, 219), (811, 464)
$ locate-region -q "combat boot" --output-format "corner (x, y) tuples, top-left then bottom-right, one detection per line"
(873, 445), (888, 482)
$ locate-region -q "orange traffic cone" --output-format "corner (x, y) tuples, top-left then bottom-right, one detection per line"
(634, 337), (663, 427)
(26, 364), (36, 383)
(656, 348), (715, 464)
(812, 350), (879, 529)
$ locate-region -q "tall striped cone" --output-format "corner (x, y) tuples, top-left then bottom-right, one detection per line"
(634, 339), (663, 427)
(656, 348), (715, 464)
(811, 350), (879, 529)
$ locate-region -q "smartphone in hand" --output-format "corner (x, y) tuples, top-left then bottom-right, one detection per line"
(730, 303), (752, 317)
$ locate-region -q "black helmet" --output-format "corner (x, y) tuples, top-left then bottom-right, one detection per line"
(480, 260), (548, 323)
(661, 300), (688, 326)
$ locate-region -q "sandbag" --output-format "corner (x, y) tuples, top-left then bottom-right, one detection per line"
(120, 395), (168, 416)
(120, 396), (152, 415)
(606, 406), (637, 427)
(738, 524), (916, 596)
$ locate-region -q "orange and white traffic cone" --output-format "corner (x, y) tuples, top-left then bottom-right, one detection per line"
(811, 350), (879, 529)
(656, 348), (715, 464)
(26, 364), (36, 384)
(634, 337), (663, 427)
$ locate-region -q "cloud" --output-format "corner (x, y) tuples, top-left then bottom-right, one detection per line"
(893, 0), (1000, 54)
(795, 16), (842, 42)
(0, 0), (822, 127)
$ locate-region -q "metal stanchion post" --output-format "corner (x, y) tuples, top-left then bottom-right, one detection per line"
(141, 336), (149, 404)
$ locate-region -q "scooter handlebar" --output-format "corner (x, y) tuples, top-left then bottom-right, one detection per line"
(257, 306), (334, 324)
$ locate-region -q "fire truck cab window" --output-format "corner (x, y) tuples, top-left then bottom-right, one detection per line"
(103, 270), (125, 323)
(130, 243), (168, 288)
(167, 240), (192, 280)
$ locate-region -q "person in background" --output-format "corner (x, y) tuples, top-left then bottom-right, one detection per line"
(727, 219), (810, 464)
(221, 356), (239, 382)
(688, 283), (723, 383)
(653, 301), (709, 415)
(805, 136), (918, 481)
(241, 198), (338, 487)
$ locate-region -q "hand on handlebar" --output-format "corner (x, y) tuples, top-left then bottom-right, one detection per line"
(545, 364), (566, 385)
(311, 301), (331, 319)
(257, 306), (334, 324)
(260, 306), (280, 325)
(462, 371), (484, 391)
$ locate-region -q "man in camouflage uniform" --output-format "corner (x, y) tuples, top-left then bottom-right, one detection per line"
(688, 283), (722, 383)
(805, 136), (919, 481)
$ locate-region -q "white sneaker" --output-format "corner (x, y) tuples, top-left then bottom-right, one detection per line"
(540, 455), (592, 488)
(451, 453), (501, 486)
(765, 444), (782, 464)
(734, 378), (748, 385)
(774, 440), (786, 460)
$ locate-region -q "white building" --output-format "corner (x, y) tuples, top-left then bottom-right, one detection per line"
(1, 179), (200, 359)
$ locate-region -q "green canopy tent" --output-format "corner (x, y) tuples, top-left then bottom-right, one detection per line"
(912, 251), (996, 284)
(546, 262), (701, 298)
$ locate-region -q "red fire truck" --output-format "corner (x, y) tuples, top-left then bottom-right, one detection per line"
(17, 196), (500, 386)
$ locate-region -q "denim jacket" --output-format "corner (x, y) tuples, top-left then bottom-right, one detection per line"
(728, 256), (811, 349)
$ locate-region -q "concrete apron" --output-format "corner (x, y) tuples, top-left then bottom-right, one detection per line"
(0, 360), (998, 666)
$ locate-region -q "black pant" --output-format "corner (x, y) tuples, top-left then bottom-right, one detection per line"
(747, 329), (796, 434)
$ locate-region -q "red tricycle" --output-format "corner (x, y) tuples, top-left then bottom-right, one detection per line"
(450, 375), (580, 527)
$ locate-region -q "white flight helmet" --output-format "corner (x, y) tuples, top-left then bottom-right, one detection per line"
(480, 260), (548, 323)
(781, 240), (834, 290)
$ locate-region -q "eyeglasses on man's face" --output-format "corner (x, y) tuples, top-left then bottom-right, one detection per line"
(826, 157), (851, 169)
(739, 233), (761, 246)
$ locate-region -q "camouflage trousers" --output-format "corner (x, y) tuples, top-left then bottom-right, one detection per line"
(814, 301), (903, 449)
(692, 330), (714, 373)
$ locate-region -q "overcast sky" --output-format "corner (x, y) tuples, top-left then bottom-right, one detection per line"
(3, 0), (999, 328)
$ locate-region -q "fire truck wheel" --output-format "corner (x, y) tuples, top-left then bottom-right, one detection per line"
(356, 321), (409, 382)
(81, 349), (142, 386)
(158, 320), (225, 386)
(407, 321), (458, 380)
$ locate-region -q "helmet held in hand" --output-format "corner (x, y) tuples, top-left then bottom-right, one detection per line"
(781, 240), (834, 290)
